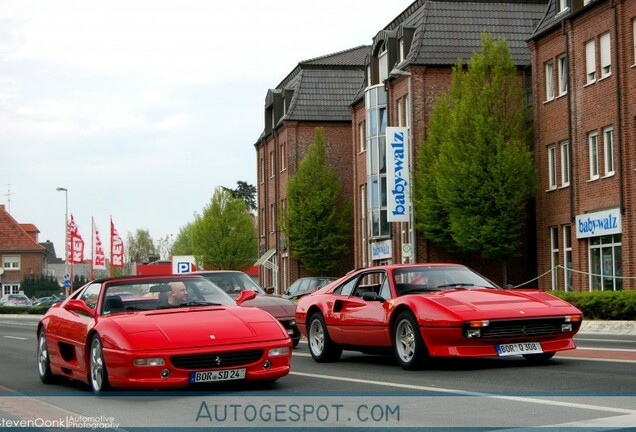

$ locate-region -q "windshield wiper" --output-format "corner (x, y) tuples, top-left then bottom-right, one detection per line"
(179, 301), (223, 307)
(436, 283), (475, 290)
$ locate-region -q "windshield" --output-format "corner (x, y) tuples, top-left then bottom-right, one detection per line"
(101, 277), (236, 315)
(393, 266), (498, 295)
(199, 272), (265, 295)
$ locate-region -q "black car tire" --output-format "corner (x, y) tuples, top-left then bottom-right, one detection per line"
(307, 312), (342, 362)
(37, 328), (55, 384)
(393, 311), (429, 370)
(89, 334), (111, 394)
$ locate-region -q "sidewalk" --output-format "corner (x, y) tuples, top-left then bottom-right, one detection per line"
(578, 320), (636, 336)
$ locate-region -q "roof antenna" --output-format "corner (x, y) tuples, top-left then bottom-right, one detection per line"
(4, 182), (15, 213)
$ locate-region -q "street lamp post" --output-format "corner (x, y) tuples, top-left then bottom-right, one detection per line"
(56, 187), (69, 295)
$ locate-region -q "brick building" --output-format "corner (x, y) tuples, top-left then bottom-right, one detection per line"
(0, 204), (49, 295)
(529, 0), (636, 291)
(350, 0), (547, 286)
(254, 47), (368, 291)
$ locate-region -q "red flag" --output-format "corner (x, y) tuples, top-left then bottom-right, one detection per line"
(67, 214), (85, 264)
(110, 218), (125, 268)
(92, 218), (106, 270)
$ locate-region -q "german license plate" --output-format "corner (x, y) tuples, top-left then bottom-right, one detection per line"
(189, 368), (246, 383)
(496, 342), (543, 356)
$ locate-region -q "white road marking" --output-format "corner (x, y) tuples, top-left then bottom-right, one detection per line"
(3, 335), (28, 340)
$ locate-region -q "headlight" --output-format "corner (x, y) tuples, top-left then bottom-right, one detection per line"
(268, 347), (290, 357)
(133, 358), (165, 366)
(561, 323), (573, 332)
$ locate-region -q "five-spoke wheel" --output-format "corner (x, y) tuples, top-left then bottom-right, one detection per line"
(307, 313), (341, 362)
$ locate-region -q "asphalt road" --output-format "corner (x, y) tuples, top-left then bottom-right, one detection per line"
(1, 316), (635, 430)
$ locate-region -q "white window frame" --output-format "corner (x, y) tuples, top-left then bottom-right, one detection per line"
(558, 54), (568, 96)
(560, 140), (570, 186)
(259, 157), (265, 184)
(269, 150), (275, 178)
(378, 48), (388, 83)
(585, 40), (596, 84)
(2, 284), (21, 295)
(550, 226), (559, 290)
(280, 142), (287, 172)
(603, 126), (614, 176)
(548, 145), (557, 190)
(558, 0), (569, 13)
(359, 122), (366, 153)
(545, 61), (554, 101)
(589, 131), (600, 180)
(600, 33), (611, 78)
(399, 38), (405, 62)
(2, 255), (20, 270)
(563, 225), (573, 292)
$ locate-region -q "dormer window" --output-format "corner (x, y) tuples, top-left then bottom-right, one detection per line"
(558, 0), (569, 13)
(378, 44), (388, 82)
(399, 38), (405, 62)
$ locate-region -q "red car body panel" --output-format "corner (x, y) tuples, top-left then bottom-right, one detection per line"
(38, 275), (291, 391)
(296, 264), (582, 361)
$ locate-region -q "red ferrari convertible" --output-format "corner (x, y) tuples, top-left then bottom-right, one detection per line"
(295, 264), (583, 369)
(37, 274), (292, 393)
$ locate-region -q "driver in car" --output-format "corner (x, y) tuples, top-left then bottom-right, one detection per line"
(167, 281), (189, 306)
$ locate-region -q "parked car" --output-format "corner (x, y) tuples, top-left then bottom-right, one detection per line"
(195, 270), (301, 347)
(0, 294), (32, 307)
(282, 277), (338, 301)
(36, 274), (292, 393)
(295, 263), (583, 369)
(32, 295), (63, 307)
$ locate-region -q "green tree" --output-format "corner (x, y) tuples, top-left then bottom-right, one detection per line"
(172, 221), (195, 256)
(281, 127), (352, 275)
(413, 34), (535, 282)
(223, 181), (257, 212)
(126, 229), (158, 263)
(21, 274), (61, 298)
(191, 187), (257, 270)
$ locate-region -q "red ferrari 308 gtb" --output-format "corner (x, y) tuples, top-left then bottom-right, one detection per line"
(295, 264), (583, 369)
(37, 274), (292, 393)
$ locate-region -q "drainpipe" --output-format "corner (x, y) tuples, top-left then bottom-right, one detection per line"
(611, 0), (625, 214)
(562, 20), (575, 225)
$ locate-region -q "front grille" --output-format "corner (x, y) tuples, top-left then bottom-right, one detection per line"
(170, 350), (263, 370)
(477, 317), (574, 339)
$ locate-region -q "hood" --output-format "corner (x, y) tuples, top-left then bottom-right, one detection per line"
(428, 289), (578, 317)
(108, 307), (286, 350)
(240, 295), (296, 319)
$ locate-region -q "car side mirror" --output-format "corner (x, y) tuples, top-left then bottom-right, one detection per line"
(236, 290), (257, 305)
(263, 287), (275, 294)
(362, 292), (385, 303)
(64, 299), (96, 317)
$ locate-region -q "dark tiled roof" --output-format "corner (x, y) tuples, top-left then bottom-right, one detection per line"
(267, 46), (369, 125)
(530, 0), (604, 40)
(285, 69), (366, 122)
(0, 205), (47, 253)
(389, 0), (547, 67)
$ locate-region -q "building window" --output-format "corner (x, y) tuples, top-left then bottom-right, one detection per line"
(378, 46), (388, 83)
(550, 226), (559, 290)
(603, 126), (614, 176)
(633, 18), (636, 66)
(585, 40), (596, 84)
(399, 38), (405, 62)
(259, 157), (265, 184)
(600, 33), (611, 78)
(589, 234), (622, 291)
(397, 98), (404, 127)
(563, 225), (573, 292)
(548, 145), (557, 190)
(2, 256), (20, 270)
(557, 54), (568, 96)
(270, 203), (275, 233)
(280, 142), (287, 172)
(2, 284), (21, 295)
(589, 131), (599, 180)
(545, 61), (554, 101)
(269, 150), (275, 178)
(558, 0), (569, 13)
(360, 184), (368, 268)
(366, 85), (389, 239)
(260, 208), (266, 237)
(359, 122), (366, 153)
(560, 140), (570, 186)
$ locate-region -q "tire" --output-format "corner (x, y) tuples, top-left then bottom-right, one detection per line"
(89, 335), (111, 394)
(393, 311), (428, 370)
(523, 352), (556, 364)
(37, 328), (55, 384)
(307, 313), (342, 362)
(292, 337), (300, 348)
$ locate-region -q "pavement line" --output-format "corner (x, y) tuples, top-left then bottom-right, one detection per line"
(576, 337), (636, 343)
(289, 371), (636, 415)
(3, 336), (28, 340)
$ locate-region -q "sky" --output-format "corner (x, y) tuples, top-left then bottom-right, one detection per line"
(1, 0), (413, 260)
